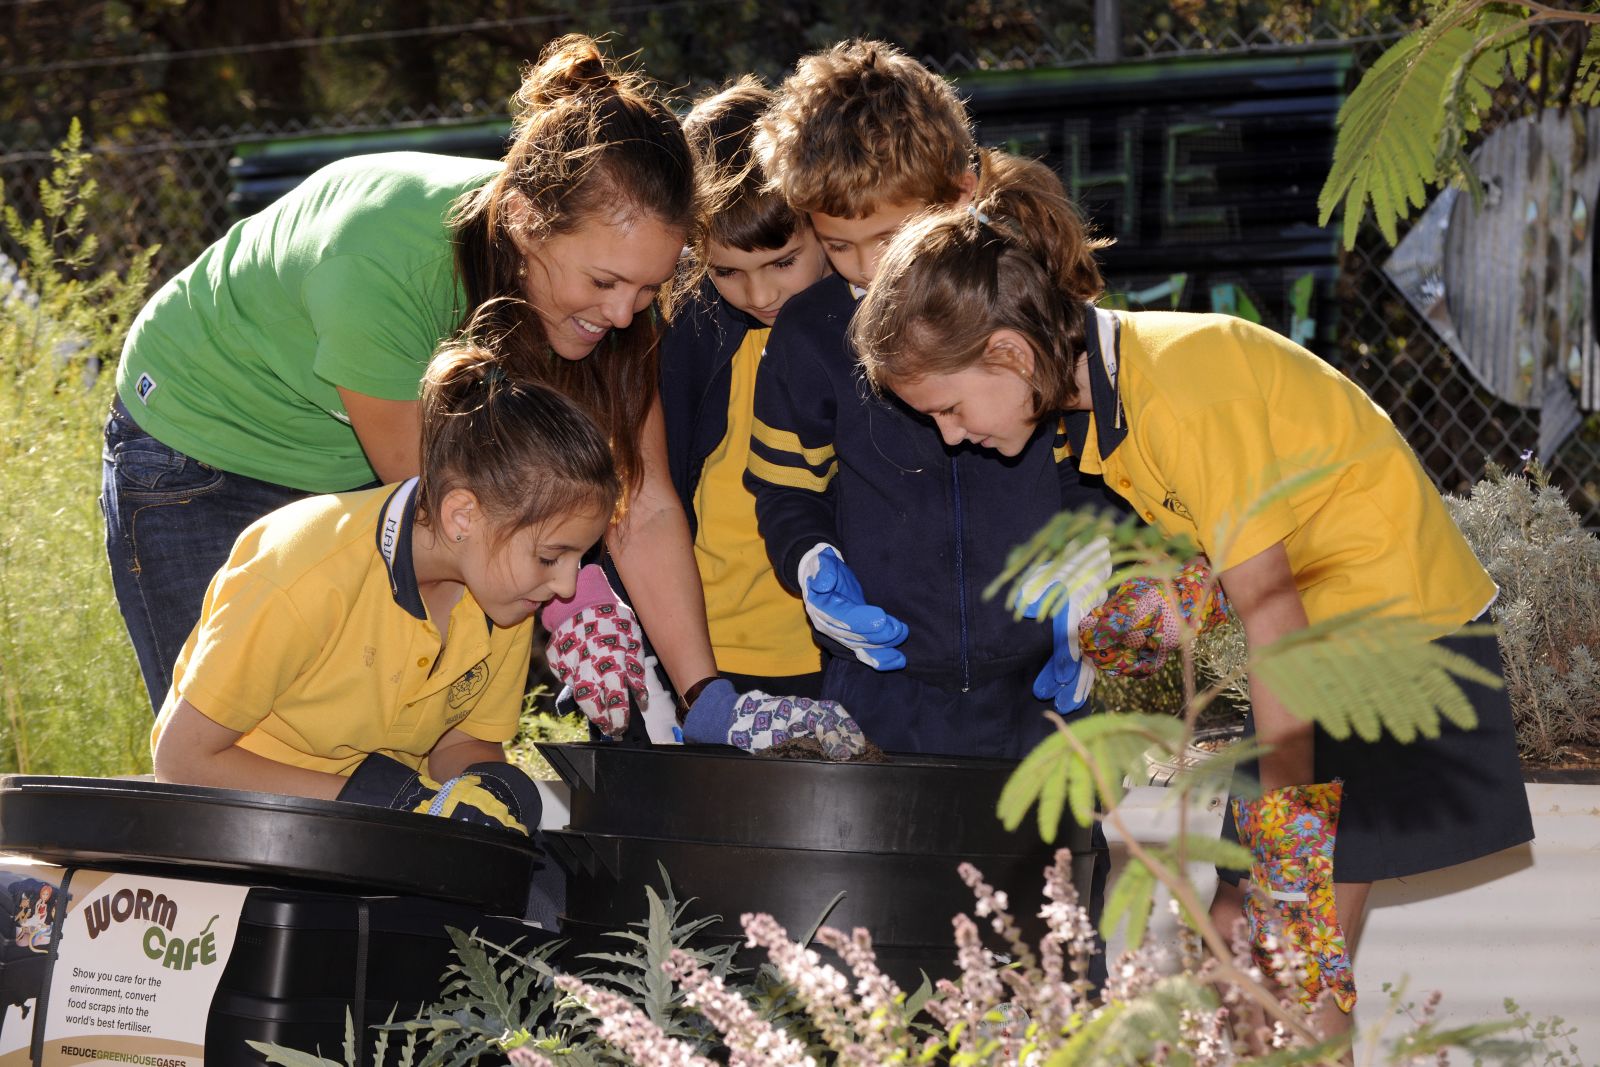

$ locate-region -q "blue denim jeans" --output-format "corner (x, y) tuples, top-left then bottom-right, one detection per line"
(100, 398), (314, 713)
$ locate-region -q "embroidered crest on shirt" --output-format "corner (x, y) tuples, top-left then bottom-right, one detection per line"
(1163, 490), (1194, 520)
(447, 658), (489, 712)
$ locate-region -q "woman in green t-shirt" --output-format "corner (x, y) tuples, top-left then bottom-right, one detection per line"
(102, 35), (723, 722)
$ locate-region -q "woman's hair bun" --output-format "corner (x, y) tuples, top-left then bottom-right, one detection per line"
(516, 34), (616, 113)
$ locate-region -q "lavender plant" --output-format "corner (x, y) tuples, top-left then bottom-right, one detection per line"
(1444, 461), (1600, 764)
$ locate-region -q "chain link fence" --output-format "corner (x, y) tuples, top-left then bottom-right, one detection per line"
(3, 9), (1595, 524)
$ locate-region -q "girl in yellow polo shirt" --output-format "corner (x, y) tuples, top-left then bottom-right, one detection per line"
(850, 154), (1533, 1033)
(152, 339), (620, 833)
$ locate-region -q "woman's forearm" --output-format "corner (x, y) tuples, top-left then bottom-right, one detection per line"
(609, 495), (718, 693)
(608, 397), (718, 694)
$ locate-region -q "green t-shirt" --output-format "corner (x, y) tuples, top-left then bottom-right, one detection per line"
(116, 152), (502, 491)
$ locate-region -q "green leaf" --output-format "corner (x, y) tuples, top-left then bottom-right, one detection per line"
(1043, 1002), (1125, 1067)
(1252, 613), (1500, 743)
(1319, 3), (1528, 247)
(1157, 832), (1254, 874)
(999, 730), (1071, 840)
(245, 1043), (343, 1067)
(1099, 857), (1154, 949)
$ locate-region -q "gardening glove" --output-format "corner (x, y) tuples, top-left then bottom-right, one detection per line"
(337, 753), (529, 835)
(1013, 537), (1113, 714)
(679, 678), (867, 761)
(1231, 780), (1355, 1013)
(797, 543), (909, 672)
(541, 564), (648, 737)
(1078, 556), (1231, 678)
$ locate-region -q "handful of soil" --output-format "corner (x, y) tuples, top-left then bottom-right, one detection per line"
(759, 737), (889, 763)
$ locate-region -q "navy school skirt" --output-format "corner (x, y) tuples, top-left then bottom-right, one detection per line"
(1219, 625), (1534, 884)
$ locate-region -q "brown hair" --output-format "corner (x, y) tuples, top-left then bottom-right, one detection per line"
(450, 34), (695, 494)
(756, 39), (974, 218)
(851, 151), (1110, 415)
(417, 323), (620, 539)
(680, 75), (803, 287)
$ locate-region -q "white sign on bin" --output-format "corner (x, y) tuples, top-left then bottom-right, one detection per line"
(41, 871), (249, 1067)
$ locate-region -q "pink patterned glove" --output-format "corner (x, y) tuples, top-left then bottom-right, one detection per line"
(540, 565), (648, 736)
(1077, 556), (1230, 678)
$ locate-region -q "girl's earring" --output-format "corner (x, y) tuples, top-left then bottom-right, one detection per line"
(517, 262), (527, 279)
(455, 533), (465, 542)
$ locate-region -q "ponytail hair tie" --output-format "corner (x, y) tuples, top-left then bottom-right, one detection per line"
(967, 204), (992, 226)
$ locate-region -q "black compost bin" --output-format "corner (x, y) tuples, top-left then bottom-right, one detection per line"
(539, 744), (1098, 988)
(0, 775), (550, 1066)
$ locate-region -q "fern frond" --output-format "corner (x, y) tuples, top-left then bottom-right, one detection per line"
(1575, 25), (1600, 103)
(999, 714), (1185, 841)
(1319, 2), (1526, 246)
(1252, 612), (1501, 742)
(1434, 14), (1534, 178)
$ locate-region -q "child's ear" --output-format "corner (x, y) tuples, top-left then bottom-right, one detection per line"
(955, 168), (978, 205)
(439, 488), (482, 544)
(983, 328), (1036, 379)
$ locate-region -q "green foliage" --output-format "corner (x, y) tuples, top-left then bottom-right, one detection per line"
(0, 120), (156, 776)
(1252, 611), (1501, 742)
(999, 714), (1186, 841)
(1319, 1), (1600, 247)
(574, 872), (743, 1052)
(250, 1007), (420, 1067)
(508, 688), (586, 782)
(1445, 462), (1600, 762)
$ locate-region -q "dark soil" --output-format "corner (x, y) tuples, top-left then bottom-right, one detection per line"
(759, 737), (889, 763)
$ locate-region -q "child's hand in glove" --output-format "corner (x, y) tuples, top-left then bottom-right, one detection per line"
(679, 679), (867, 761)
(337, 753), (529, 835)
(1079, 555), (1231, 678)
(798, 544), (909, 672)
(1014, 537), (1112, 713)
(1232, 780), (1355, 1012)
(541, 564), (648, 736)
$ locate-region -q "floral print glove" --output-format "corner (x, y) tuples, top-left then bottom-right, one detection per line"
(1078, 556), (1230, 678)
(1231, 780), (1356, 1013)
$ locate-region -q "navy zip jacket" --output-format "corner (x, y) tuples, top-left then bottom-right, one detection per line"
(659, 280), (767, 537)
(745, 273), (1120, 690)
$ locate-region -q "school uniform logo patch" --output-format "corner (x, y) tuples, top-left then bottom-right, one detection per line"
(1162, 490), (1194, 521)
(134, 372), (158, 403)
(447, 659), (489, 712)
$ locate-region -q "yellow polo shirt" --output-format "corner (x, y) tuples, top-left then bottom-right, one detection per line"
(693, 328), (821, 676)
(1066, 309), (1494, 635)
(154, 479), (530, 775)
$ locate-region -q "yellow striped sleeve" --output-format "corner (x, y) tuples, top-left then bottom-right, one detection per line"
(752, 419), (836, 466)
(747, 452), (838, 492)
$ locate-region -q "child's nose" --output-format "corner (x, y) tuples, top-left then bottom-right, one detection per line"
(547, 559), (581, 601)
(749, 277), (777, 312)
(935, 415), (964, 447)
(858, 245), (886, 285)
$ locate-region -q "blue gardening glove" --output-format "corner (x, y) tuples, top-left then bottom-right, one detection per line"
(337, 753), (529, 835)
(798, 543), (909, 671)
(1014, 537), (1112, 714)
(680, 679), (867, 761)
